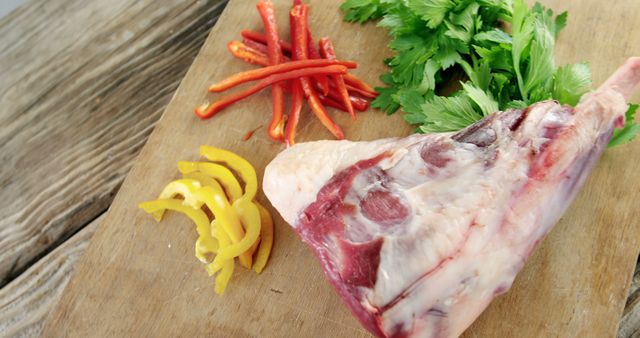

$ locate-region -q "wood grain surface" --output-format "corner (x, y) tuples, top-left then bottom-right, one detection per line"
(0, 215), (101, 338)
(620, 262), (640, 338)
(0, 0), (227, 287)
(0, 0), (638, 336)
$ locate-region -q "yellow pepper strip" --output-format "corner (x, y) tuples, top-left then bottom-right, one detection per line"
(178, 161), (243, 202)
(182, 171), (224, 194)
(195, 186), (255, 269)
(248, 235), (261, 257)
(208, 199), (261, 274)
(138, 199), (219, 258)
(200, 145), (262, 269)
(151, 179), (204, 220)
(253, 202), (274, 273)
(195, 238), (212, 263)
(232, 200), (261, 265)
(182, 172), (225, 262)
(206, 220), (234, 295)
(216, 255), (235, 295)
(200, 146), (257, 200)
(150, 179), (253, 268)
(140, 146), (273, 295)
(183, 157), (261, 271)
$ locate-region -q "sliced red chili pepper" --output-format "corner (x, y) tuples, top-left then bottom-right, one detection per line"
(345, 84), (377, 99)
(331, 90), (369, 111)
(209, 59), (358, 92)
(242, 37), (269, 55)
(195, 65), (348, 119)
(348, 95), (369, 112)
(227, 41), (269, 67)
(240, 29), (292, 55)
(257, 0), (286, 141)
(307, 29), (330, 96)
(257, 2), (284, 65)
(315, 82), (370, 112)
(344, 73), (377, 97)
(290, 4), (344, 140)
(301, 78), (344, 139)
(321, 96), (370, 113)
(228, 41), (291, 67)
(285, 80), (304, 147)
(269, 86), (286, 140)
(319, 37), (355, 119)
(243, 125), (262, 141)
(290, 5), (308, 61)
(318, 94), (348, 112)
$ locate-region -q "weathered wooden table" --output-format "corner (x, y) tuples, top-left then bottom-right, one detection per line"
(0, 0), (637, 337)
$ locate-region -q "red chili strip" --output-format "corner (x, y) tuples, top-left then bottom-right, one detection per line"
(243, 125), (262, 141)
(315, 82), (370, 112)
(242, 37), (269, 55)
(285, 80), (304, 147)
(209, 59), (358, 92)
(195, 65), (348, 119)
(319, 95), (348, 112)
(257, 0), (286, 141)
(227, 41), (270, 67)
(345, 83), (377, 99)
(240, 29), (292, 54)
(344, 73), (377, 97)
(319, 37), (355, 119)
(290, 4), (344, 139)
(307, 29), (330, 96)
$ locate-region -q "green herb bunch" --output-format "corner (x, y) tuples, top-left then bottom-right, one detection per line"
(341, 0), (638, 145)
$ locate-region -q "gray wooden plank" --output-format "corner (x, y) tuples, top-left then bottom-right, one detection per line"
(0, 215), (102, 338)
(0, 0), (228, 287)
(619, 261), (640, 338)
(0, 0), (26, 18)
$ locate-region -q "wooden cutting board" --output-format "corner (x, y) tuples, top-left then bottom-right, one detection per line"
(42, 0), (640, 337)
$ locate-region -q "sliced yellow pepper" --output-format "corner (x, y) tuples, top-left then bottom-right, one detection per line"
(199, 186), (258, 271)
(200, 146), (257, 200)
(152, 179), (253, 268)
(140, 145), (275, 295)
(178, 161), (243, 202)
(201, 146), (263, 273)
(182, 172), (225, 262)
(206, 220), (234, 295)
(195, 238), (214, 263)
(152, 179), (203, 220)
(253, 202), (274, 273)
(248, 235), (261, 257)
(182, 171), (224, 194)
(139, 199), (219, 259)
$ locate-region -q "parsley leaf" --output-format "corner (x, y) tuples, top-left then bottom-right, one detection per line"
(416, 94), (483, 133)
(462, 82), (499, 116)
(342, 0), (638, 147)
(609, 104), (640, 147)
(553, 63), (592, 106)
(340, 0), (389, 23)
(407, 0), (455, 29)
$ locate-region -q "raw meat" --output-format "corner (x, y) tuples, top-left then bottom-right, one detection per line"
(263, 58), (640, 338)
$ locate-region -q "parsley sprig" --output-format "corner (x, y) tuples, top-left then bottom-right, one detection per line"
(341, 0), (639, 145)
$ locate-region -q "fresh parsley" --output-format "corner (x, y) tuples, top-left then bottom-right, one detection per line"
(609, 104), (640, 147)
(341, 0), (639, 146)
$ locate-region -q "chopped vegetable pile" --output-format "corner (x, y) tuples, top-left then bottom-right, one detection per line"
(139, 146), (273, 295)
(340, 0), (639, 146)
(197, 0), (377, 146)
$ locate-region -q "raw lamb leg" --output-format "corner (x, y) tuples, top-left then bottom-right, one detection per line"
(263, 58), (640, 338)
